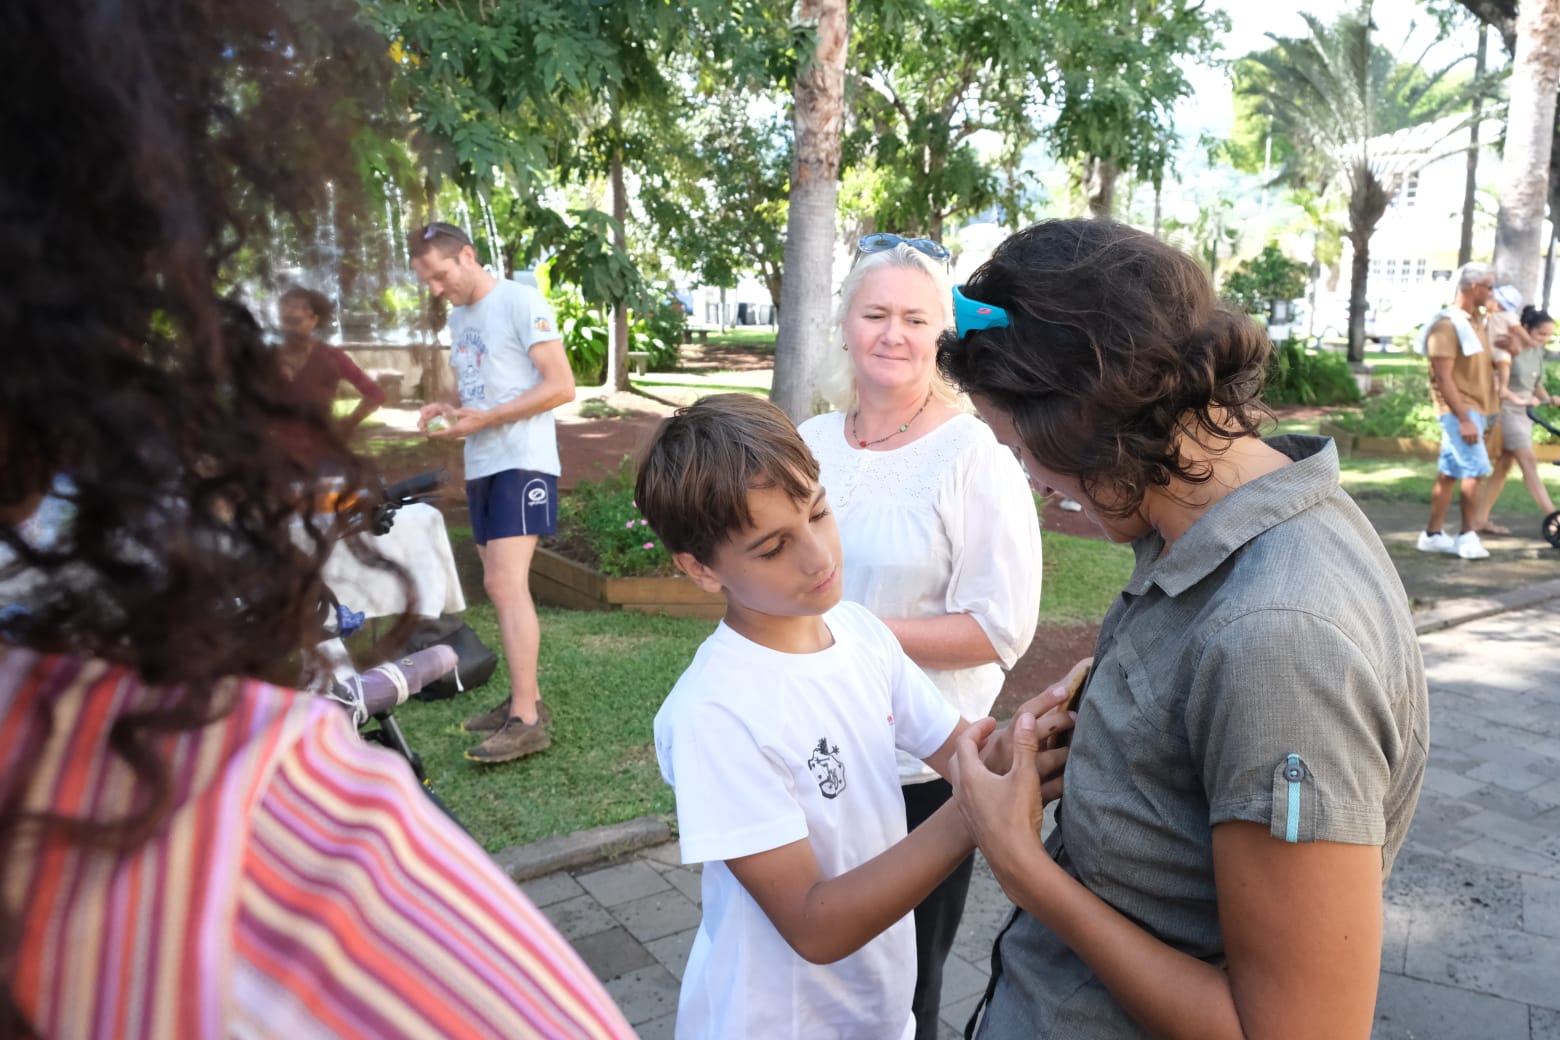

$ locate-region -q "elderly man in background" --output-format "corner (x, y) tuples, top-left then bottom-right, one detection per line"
(1416, 261), (1497, 561)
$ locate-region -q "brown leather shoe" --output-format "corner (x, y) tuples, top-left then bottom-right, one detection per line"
(462, 699), (551, 734)
(464, 714), (552, 764)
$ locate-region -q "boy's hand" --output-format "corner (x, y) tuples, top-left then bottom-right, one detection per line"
(951, 712), (1065, 880)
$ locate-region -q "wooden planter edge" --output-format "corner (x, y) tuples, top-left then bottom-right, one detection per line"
(531, 547), (725, 619)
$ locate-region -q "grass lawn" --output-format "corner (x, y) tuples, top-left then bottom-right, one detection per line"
(701, 327), (777, 349)
(392, 605), (712, 852)
(1336, 455), (1560, 510)
(1039, 530), (1134, 624)
(632, 376), (770, 395)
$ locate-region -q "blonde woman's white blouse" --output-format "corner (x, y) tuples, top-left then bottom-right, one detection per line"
(799, 411), (1043, 783)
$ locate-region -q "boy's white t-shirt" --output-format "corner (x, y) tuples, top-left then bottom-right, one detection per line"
(654, 601), (961, 1040)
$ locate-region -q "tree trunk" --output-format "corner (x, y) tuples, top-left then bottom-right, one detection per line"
(771, 0), (847, 422)
(1458, 26), (1488, 267)
(1493, 0), (1560, 301)
(1085, 156), (1118, 219)
(763, 269), (784, 323)
(1347, 234), (1371, 365)
(608, 143), (630, 392)
(1545, 229), (1557, 309)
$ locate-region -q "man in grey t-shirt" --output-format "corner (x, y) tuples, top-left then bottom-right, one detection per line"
(411, 223), (576, 763)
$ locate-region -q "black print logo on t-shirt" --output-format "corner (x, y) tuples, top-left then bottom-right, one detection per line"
(807, 737), (846, 799)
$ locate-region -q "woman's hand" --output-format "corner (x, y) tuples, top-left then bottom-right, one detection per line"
(950, 711), (1072, 885)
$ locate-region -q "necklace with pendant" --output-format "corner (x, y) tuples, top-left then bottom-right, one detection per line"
(851, 389), (933, 449)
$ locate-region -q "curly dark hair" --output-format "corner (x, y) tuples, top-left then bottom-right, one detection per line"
(937, 219), (1273, 518)
(0, 0), (406, 1031)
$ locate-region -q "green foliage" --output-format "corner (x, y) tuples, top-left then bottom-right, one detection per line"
(547, 284), (684, 383)
(362, 1), (774, 314)
(554, 461), (674, 578)
(845, 0), (1052, 235)
(1264, 340), (1361, 406)
(1223, 244), (1310, 316)
(549, 287), (610, 384)
(637, 87), (790, 303)
(373, 283), (422, 328)
(1237, 10), (1482, 363)
(1327, 372), (1440, 439)
(1044, 0), (1227, 192)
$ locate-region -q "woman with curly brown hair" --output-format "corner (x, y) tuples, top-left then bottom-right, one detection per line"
(0, 1), (632, 1037)
(939, 220), (1428, 1039)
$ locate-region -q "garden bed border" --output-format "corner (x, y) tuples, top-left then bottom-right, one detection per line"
(531, 547), (725, 619)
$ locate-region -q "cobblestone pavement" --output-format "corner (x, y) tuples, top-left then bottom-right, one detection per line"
(525, 599), (1560, 1039)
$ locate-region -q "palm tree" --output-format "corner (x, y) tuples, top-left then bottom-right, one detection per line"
(1492, 0), (1560, 299)
(771, 0), (847, 422)
(1240, 2), (1476, 364)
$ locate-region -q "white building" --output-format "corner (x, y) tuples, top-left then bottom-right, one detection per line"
(1331, 116), (1530, 338)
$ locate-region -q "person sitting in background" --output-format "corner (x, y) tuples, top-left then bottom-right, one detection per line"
(274, 285), (386, 464)
(1472, 303), (1557, 536)
(0, 0), (633, 1036)
(799, 233), (1041, 1040)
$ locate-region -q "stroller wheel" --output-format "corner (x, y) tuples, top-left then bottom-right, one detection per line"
(1544, 511), (1560, 549)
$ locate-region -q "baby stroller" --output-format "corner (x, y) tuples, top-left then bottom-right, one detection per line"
(311, 469), (466, 823)
(1525, 406), (1560, 549)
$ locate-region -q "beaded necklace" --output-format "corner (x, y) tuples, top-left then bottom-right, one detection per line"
(850, 389), (933, 449)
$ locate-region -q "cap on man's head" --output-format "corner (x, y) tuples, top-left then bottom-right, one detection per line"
(1493, 285), (1524, 313)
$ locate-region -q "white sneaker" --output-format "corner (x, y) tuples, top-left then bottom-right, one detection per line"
(1058, 498), (1083, 512)
(1454, 530), (1490, 560)
(1416, 531), (1456, 554)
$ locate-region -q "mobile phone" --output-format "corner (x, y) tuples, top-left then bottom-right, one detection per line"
(1051, 663), (1091, 749)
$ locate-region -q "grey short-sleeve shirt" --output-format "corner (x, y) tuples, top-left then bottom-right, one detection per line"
(975, 436), (1429, 1040)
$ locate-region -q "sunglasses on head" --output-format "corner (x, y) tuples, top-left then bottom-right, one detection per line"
(418, 222), (474, 248)
(857, 233), (950, 263)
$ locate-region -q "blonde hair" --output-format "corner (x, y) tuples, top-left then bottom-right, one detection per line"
(817, 243), (965, 413)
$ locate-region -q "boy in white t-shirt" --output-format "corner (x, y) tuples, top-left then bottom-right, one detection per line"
(634, 394), (1072, 1040)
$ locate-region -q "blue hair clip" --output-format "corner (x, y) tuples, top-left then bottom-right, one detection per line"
(953, 285), (1010, 338)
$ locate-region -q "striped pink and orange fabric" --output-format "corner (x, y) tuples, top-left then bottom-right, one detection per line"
(1, 649), (636, 1039)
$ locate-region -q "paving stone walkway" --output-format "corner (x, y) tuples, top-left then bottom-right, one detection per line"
(525, 598), (1560, 1039)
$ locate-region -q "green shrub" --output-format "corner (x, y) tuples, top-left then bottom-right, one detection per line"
(547, 286), (684, 383)
(1538, 365), (1560, 445)
(374, 283), (423, 329)
(550, 289), (611, 383)
(550, 460), (676, 578)
(1264, 339), (1361, 406)
(1327, 372), (1440, 439)
(1222, 243), (1308, 317)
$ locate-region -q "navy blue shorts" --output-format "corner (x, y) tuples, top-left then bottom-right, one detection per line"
(466, 469), (558, 544)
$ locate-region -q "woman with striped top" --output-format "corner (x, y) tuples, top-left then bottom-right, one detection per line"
(0, 2), (633, 1036)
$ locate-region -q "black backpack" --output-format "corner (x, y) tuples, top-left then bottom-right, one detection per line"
(402, 614), (499, 701)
